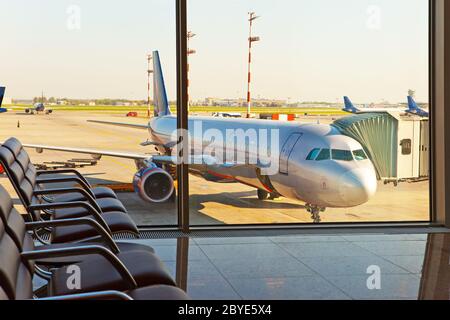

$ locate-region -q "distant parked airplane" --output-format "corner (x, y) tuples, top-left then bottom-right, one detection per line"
(212, 112), (242, 118)
(406, 96), (429, 118)
(25, 102), (53, 115)
(343, 96), (429, 118)
(0, 87), (7, 113)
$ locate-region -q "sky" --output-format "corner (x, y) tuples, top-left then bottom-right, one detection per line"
(0, 0), (429, 103)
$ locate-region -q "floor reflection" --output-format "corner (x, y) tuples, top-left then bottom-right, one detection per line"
(135, 231), (450, 300)
(419, 233), (450, 300)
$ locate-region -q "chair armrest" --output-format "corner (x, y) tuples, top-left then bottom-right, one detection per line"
(25, 218), (119, 254)
(33, 187), (103, 214)
(37, 291), (133, 301)
(36, 169), (92, 187)
(22, 246), (137, 290)
(36, 177), (94, 197)
(28, 202), (111, 234)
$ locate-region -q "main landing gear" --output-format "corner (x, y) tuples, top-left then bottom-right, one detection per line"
(257, 190), (280, 201)
(306, 204), (326, 224)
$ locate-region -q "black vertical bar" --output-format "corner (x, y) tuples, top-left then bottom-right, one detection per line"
(429, 0), (435, 223)
(176, 0), (190, 232)
(443, 0), (450, 228)
(432, 0), (450, 227)
(175, 237), (189, 290)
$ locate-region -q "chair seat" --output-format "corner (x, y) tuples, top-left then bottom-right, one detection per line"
(32, 241), (155, 267)
(52, 187), (118, 202)
(52, 197), (127, 219)
(51, 211), (139, 243)
(50, 250), (176, 296)
(127, 285), (190, 300)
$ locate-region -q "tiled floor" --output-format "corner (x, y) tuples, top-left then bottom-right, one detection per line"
(129, 232), (450, 300)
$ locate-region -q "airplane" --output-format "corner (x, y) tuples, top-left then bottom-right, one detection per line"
(343, 96), (429, 118)
(18, 51), (378, 223)
(25, 102), (53, 115)
(25, 92), (53, 115)
(406, 96), (429, 118)
(212, 112), (242, 118)
(0, 87), (7, 113)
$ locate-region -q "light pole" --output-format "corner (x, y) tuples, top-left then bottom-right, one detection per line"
(187, 31), (197, 113)
(246, 12), (260, 118)
(146, 54), (154, 118)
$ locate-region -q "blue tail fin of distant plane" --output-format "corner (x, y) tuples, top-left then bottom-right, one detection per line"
(0, 87), (5, 107)
(0, 87), (7, 113)
(406, 96), (429, 117)
(153, 51), (171, 117)
(407, 96), (419, 111)
(343, 96), (360, 113)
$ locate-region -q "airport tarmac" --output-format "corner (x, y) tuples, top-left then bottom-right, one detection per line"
(0, 111), (430, 226)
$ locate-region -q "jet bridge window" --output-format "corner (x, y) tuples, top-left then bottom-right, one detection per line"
(306, 148), (321, 160)
(315, 149), (330, 161)
(352, 149), (368, 161)
(331, 149), (354, 161)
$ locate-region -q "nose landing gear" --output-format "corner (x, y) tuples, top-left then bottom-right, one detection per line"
(257, 189), (280, 201)
(257, 189), (269, 200)
(306, 204), (326, 223)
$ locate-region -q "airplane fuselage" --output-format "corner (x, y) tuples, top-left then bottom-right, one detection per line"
(147, 115), (378, 209)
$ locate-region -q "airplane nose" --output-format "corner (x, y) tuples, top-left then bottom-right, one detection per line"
(339, 168), (377, 206)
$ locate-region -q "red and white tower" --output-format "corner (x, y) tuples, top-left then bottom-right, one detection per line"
(246, 12), (260, 118)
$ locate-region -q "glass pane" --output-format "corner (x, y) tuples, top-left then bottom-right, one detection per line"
(306, 148), (321, 160)
(353, 149), (368, 161)
(331, 149), (353, 161)
(316, 149), (331, 161)
(0, 0), (178, 227)
(187, 0), (430, 225)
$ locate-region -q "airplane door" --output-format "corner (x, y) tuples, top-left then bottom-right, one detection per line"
(279, 133), (303, 174)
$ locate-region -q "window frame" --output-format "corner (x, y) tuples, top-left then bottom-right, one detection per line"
(161, 0), (450, 232)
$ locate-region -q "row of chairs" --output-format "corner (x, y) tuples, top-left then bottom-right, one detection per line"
(0, 137), (189, 300)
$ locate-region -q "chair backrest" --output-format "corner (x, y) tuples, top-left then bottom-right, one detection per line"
(0, 195), (34, 300)
(0, 185), (36, 255)
(2, 139), (48, 223)
(2, 138), (37, 183)
(0, 147), (35, 204)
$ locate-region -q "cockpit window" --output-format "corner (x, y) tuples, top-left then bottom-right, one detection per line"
(306, 148), (321, 160)
(315, 149), (330, 161)
(331, 149), (354, 161)
(353, 149), (368, 161)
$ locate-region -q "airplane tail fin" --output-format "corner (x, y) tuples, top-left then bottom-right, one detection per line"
(343, 96), (360, 113)
(0, 87), (5, 107)
(0, 87), (7, 113)
(153, 51), (171, 117)
(406, 96), (429, 117)
(407, 96), (419, 112)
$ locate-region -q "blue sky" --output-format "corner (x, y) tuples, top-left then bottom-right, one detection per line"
(0, 0), (429, 103)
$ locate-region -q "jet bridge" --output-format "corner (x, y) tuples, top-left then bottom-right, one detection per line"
(333, 111), (429, 184)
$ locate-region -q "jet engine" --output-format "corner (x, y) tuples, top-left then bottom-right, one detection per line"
(133, 162), (174, 203)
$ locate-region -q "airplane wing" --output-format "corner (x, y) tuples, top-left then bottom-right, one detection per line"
(152, 155), (220, 166)
(22, 144), (149, 160)
(20, 144), (272, 170)
(87, 120), (149, 130)
(152, 155), (273, 169)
